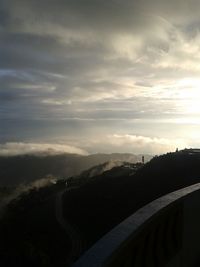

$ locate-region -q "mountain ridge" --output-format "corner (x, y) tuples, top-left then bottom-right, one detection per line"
(0, 153), (152, 186)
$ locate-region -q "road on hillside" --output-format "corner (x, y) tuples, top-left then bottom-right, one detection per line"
(55, 189), (85, 263)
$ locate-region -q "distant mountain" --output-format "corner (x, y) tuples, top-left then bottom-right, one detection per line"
(0, 153), (152, 186)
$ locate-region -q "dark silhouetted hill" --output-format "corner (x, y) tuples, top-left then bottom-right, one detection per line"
(2, 151), (200, 267)
(0, 153), (152, 186)
(68, 161), (142, 186)
(63, 151), (200, 247)
(0, 182), (70, 267)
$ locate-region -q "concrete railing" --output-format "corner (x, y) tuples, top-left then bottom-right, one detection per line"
(72, 183), (200, 267)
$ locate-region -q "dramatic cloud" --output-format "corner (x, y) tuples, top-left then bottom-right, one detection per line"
(1, 0), (200, 154)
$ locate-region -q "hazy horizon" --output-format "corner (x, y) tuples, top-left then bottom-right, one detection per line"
(1, 0), (200, 154)
(0, 142), (157, 157)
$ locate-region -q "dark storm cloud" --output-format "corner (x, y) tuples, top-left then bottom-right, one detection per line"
(0, 33), (69, 72)
(0, 7), (10, 27)
(2, 0), (141, 31)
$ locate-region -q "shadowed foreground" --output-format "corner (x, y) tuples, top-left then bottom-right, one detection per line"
(73, 183), (200, 267)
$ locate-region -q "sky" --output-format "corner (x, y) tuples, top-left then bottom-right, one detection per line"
(1, 0), (200, 155)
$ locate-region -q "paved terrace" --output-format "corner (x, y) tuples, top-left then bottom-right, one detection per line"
(72, 183), (200, 267)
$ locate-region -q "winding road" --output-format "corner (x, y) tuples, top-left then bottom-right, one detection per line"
(55, 189), (85, 263)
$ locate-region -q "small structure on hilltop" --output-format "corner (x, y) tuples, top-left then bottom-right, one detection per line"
(142, 155), (144, 164)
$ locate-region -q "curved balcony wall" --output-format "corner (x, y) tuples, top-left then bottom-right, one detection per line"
(72, 183), (200, 267)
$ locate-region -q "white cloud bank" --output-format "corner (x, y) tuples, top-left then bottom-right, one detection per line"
(0, 142), (88, 156)
(83, 134), (187, 154)
(109, 134), (187, 154)
(0, 136), (188, 156)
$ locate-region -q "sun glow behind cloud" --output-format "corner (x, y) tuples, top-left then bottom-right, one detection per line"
(175, 78), (200, 115)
